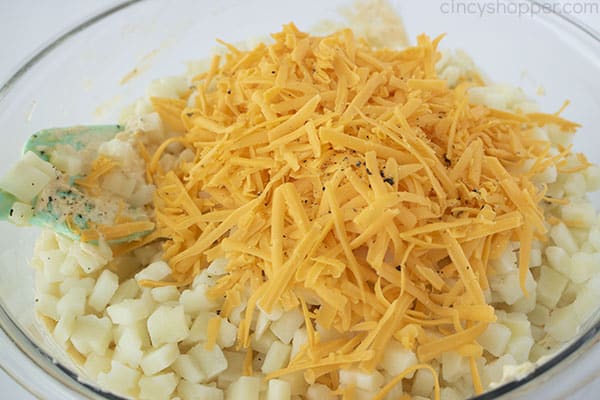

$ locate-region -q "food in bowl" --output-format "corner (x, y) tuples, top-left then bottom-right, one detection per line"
(2, 19), (600, 400)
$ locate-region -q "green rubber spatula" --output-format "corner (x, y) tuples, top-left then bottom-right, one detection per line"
(0, 125), (154, 244)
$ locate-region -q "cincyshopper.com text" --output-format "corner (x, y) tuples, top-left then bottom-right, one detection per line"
(440, 1), (599, 17)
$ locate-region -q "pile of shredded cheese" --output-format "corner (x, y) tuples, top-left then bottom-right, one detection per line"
(120, 24), (585, 397)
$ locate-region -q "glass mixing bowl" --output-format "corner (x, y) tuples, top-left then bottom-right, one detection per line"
(1, 0), (599, 398)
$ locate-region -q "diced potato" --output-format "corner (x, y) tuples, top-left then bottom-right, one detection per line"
(97, 360), (141, 398)
(147, 305), (189, 346)
(441, 352), (469, 383)
(139, 372), (178, 400)
(140, 343), (179, 376)
(146, 76), (188, 99)
(381, 340), (418, 377)
(172, 354), (206, 384)
(266, 379), (292, 400)
(536, 265), (568, 308)
(251, 329), (277, 354)
(101, 170), (135, 199)
(505, 335), (534, 363)
(339, 369), (384, 392)
(412, 368), (435, 397)
(261, 340), (291, 374)
(188, 342), (228, 380)
(0, 154), (53, 202)
(290, 328), (308, 359)
(584, 164), (600, 191)
(107, 298), (153, 325)
(184, 312), (216, 345)
(53, 313), (76, 343)
(270, 309), (304, 344)
(306, 383), (336, 400)
(71, 240), (112, 274)
(570, 252), (600, 283)
(254, 311), (271, 340)
(57, 287), (87, 317)
(151, 286), (181, 303)
(59, 277), (95, 296)
(572, 285), (600, 324)
(180, 284), (221, 316)
(40, 249), (67, 282)
(528, 303), (550, 327)
(70, 315), (113, 356)
(589, 226), (600, 251)
(135, 260), (172, 282)
(88, 269), (119, 312)
(206, 258), (229, 276)
(8, 201), (33, 225)
(218, 351), (245, 388)
(83, 352), (112, 379)
(217, 317), (237, 348)
(178, 380), (223, 400)
(226, 376), (260, 400)
(550, 223), (578, 254)
(114, 325), (144, 368)
(563, 172), (586, 197)
(490, 246), (517, 274)
(489, 269), (535, 306)
(482, 354), (517, 388)
(477, 323), (511, 357)
(109, 278), (140, 305)
(35, 293), (59, 320)
(546, 305), (580, 341)
(561, 201), (597, 228)
(279, 371), (308, 395)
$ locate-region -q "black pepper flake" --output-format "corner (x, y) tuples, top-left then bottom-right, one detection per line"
(216, 310), (221, 315)
(322, 186), (326, 191)
(395, 265), (402, 271)
(9, 208), (13, 217)
(227, 90), (231, 94)
(271, 70), (276, 74)
(355, 161), (361, 167)
(366, 168), (372, 175)
(383, 177), (394, 185)
(379, 170), (385, 178)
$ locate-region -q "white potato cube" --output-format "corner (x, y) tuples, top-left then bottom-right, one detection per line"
(528, 303), (550, 327)
(546, 305), (580, 341)
(589, 226), (600, 251)
(270, 309), (304, 344)
(114, 325), (144, 368)
(261, 340), (291, 374)
(57, 287), (87, 317)
(339, 369), (384, 392)
(585, 165), (600, 191)
(70, 315), (113, 356)
(545, 246), (572, 276)
(477, 323), (512, 357)
(35, 293), (59, 320)
(265, 379), (292, 400)
(536, 265), (568, 308)
(97, 360), (141, 398)
(178, 380), (223, 400)
(185, 312), (216, 344)
(8, 202), (33, 225)
(59, 277), (95, 296)
(506, 335), (534, 363)
(572, 285), (600, 323)
(135, 260), (172, 282)
(147, 76), (188, 99)
(147, 305), (189, 346)
(206, 258), (229, 276)
(101, 170), (135, 199)
(53, 313), (76, 343)
(490, 269), (535, 305)
(219, 351), (245, 388)
(412, 368), (435, 397)
(172, 354), (206, 384)
(254, 311), (271, 341)
(441, 352), (469, 383)
(490, 246), (517, 274)
(482, 354), (517, 388)
(109, 278), (139, 305)
(570, 252), (600, 283)
(279, 371), (308, 395)
(107, 298), (152, 325)
(217, 317), (237, 348)
(83, 352), (112, 379)
(40, 250), (67, 282)
(562, 201), (597, 228)
(71, 240), (112, 274)
(140, 343), (179, 376)
(251, 329), (277, 354)
(381, 340), (418, 377)
(180, 284), (221, 315)
(189, 343), (228, 380)
(226, 376), (260, 400)
(290, 328), (308, 359)
(88, 269), (119, 312)
(550, 223), (578, 254)
(139, 372), (178, 400)
(0, 156), (52, 202)
(151, 286), (181, 303)
(306, 383), (335, 400)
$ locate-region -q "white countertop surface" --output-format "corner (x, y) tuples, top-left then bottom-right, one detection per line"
(1, 1), (599, 399)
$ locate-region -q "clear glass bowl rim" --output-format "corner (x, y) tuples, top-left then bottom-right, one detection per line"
(0, 1), (599, 399)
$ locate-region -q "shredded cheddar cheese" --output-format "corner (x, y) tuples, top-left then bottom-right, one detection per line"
(140, 24), (582, 397)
